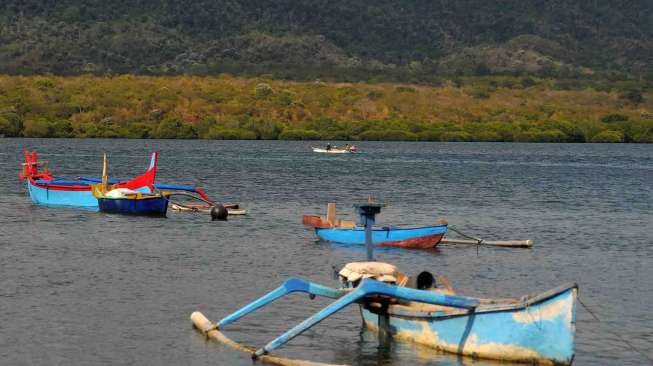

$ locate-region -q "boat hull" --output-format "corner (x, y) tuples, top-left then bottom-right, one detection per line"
(360, 285), (577, 365)
(315, 225), (447, 249)
(312, 147), (352, 153)
(98, 196), (169, 216)
(26, 181), (99, 209)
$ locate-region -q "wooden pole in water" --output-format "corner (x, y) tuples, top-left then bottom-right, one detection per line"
(440, 238), (533, 248)
(190, 311), (344, 366)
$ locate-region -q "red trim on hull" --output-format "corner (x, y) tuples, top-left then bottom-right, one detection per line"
(21, 150), (157, 192)
(375, 233), (444, 249)
(29, 178), (91, 191)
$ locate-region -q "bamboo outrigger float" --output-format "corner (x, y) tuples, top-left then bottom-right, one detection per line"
(192, 203), (576, 365)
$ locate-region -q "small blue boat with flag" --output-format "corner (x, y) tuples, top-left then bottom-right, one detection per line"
(303, 203), (447, 249)
(192, 203), (577, 365)
(91, 154), (170, 216)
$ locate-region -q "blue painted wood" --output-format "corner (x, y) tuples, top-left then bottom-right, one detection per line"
(354, 203), (383, 261)
(217, 278), (343, 329)
(216, 275), (576, 364)
(34, 179), (94, 186)
(26, 181), (99, 209)
(252, 279), (479, 357)
(315, 224), (447, 245)
(360, 284), (577, 364)
(78, 177), (119, 184)
(97, 196), (169, 216)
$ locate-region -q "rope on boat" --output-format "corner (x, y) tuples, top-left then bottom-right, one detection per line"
(443, 226), (533, 248)
(191, 312), (347, 366)
(448, 226), (484, 244)
(577, 297), (653, 363)
(161, 191), (215, 207)
(155, 190), (214, 212)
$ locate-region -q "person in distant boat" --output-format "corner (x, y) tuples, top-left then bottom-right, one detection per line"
(344, 144), (351, 152)
(326, 143), (332, 151)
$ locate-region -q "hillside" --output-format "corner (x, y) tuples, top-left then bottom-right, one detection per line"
(1, 1), (652, 81)
(1, 75), (651, 142)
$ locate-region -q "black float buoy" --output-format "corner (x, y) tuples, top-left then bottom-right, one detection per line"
(210, 204), (228, 221)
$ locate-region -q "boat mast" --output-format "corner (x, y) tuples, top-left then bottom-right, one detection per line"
(101, 153), (108, 192)
(354, 199), (383, 261)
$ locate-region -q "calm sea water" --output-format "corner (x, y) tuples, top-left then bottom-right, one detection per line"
(1, 138), (652, 366)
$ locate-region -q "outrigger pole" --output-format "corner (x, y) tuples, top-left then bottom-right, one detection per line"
(250, 279), (478, 358)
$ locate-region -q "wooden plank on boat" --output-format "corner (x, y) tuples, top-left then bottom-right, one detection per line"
(190, 312), (345, 366)
(326, 202), (336, 226)
(440, 238), (533, 248)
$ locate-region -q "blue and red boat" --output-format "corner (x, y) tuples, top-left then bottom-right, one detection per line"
(303, 203), (447, 249)
(90, 154), (170, 216)
(20, 150), (157, 210)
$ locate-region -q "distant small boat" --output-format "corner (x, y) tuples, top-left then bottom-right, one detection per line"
(312, 146), (358, 153)
(303, 203), (446, 249)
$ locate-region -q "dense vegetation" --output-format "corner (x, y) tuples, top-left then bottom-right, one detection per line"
(1, 75), (651, 143)
(1, 1), (652, 81)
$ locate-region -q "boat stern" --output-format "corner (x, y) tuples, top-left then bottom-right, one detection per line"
(361, 283), (578, 365)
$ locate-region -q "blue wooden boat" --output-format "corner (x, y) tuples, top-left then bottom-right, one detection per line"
(191, 264), (577, 365)
(303, 203), (447, 249)
(90, 154), (170, 216)
(358, 279), (577, 364)
(20, 150), (157, 209)
(95, 191), (171, 216)
(314, 223), (447, 249)
(192, 203), (577, 365)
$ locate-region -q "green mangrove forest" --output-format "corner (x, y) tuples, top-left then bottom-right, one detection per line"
(0, 75), (651, 143)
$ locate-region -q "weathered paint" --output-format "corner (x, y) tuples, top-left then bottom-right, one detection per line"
(315, 224), (447, 249)
(361, 285), (577, 365)
(512, 293), (574, 325)
(376, 233), (445, 249)
(206, 272), (576, 365)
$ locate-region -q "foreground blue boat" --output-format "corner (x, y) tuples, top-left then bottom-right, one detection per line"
(192, 264), (576, 365)
(359, 279), (577, 364)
